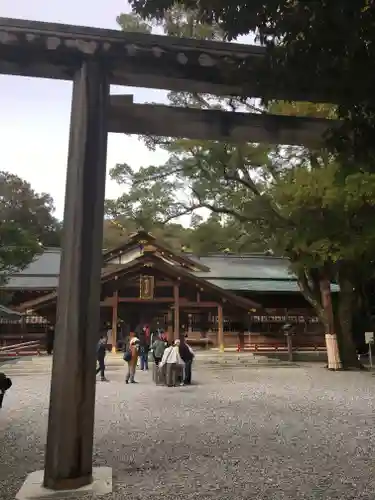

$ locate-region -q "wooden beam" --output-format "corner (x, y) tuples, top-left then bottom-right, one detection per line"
(179, 301), (219, 308)
(44, 61), (109, 490)
(100, 299), (112, 306)
(218, 304), (224, 353)
(111, 291), (118, 353)
(174, 284), (180, 341)
(119, 281), (174, 288)
(0, 18), (340, 102)
(118, 297), (174, 303)
(167, 309), (173, 344)
(109, 101), (338, 147)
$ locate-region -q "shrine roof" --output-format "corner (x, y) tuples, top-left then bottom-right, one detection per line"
(0, 231), (339, 294)
(1, 248), (60, 290)
(209, 279), (339, 294)
(191, 255), (294, 280)
(1, 247), (299, 291)
(15, 253), (261, 312)
(1, 245), (336, 293)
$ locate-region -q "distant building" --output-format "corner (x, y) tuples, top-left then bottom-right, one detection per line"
(0, 231), (336, 352)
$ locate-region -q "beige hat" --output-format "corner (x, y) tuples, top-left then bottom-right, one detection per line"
(174, 339), (180, 346)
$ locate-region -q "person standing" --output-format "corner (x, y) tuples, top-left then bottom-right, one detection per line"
(179, 337), (195, 385)
(125, 337), (140, 384)
(46, 327), (55, 355)
(160, 339), (185, 387)
(139, 326), (150, 371)
(96, 335), (108, 382)
(152, 332), (167, 365)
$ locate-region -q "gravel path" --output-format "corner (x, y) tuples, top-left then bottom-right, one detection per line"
(0, 363), (374, 499)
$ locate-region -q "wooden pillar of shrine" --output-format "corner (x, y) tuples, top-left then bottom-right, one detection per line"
(286, 333), (294, 362)
(111, 290), (118, 353)
(173, 283), (180, 341)
(43, 61), (109, 490)
(167, 309), (173, 344)
(218, 304), (224, 352)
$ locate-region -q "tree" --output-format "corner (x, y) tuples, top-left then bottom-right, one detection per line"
(271, 164), (375, 367)
(0, 171), (61, 284)
(130, 1), (375, 169)
(110, 11), (375, 368)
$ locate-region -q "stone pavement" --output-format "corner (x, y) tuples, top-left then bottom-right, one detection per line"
(0, 360), (375, 499)
(0, 351), (297, 378)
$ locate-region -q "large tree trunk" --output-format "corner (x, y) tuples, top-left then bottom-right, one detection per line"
(337, 271), (361, 369)
(319, 278), (342, 370)
(297, 268), (342, 370)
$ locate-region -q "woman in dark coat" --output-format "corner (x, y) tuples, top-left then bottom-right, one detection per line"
(178, 337), (195, 385)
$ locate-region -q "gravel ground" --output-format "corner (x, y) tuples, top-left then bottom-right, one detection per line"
(0, 363), (375, 500)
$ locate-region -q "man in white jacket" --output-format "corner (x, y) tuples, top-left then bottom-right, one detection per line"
(159, 340), (184, 386)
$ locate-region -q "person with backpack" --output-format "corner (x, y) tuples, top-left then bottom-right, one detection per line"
(152, 331), (167, 366)
(124, 337), (140, 384)
(0, 372), (12, 409)
(96, 335), (109, 382)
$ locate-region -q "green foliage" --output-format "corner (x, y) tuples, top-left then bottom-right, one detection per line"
(0, 222), (41, 285)
(0, 171), (61, 283)
(112, 11), (373, 275)
(116, 12), (152, 33)
(130, 1), (375, 169)
(272, 164), (375, 266)
(112, 7), (373, 366)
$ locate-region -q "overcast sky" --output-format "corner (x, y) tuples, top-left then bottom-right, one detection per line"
(0, 1), (254, 221)
(0, 0), (169, 218)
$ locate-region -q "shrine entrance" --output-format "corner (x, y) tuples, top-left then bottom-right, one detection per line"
(0, 16), (337, 494)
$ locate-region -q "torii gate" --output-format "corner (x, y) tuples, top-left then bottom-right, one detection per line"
(0, 17), (339, 496)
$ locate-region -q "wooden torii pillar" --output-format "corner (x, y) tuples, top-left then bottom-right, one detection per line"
(111, 290), (119, 353)
(43, 61), (109, 491)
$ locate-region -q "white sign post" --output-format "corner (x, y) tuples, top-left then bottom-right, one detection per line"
(365, 332), (374, 369)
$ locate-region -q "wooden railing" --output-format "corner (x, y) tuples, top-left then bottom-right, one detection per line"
(0, 340), (42, 357)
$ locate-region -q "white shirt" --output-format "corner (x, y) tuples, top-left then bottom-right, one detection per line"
(160, 346), (184, 367)
(106, 329), (113, 345)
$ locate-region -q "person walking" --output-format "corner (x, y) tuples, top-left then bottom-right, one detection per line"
(125, 337), (140, 384)
(96, 335), (109, 382)
(152, 332), (167, 366)
(139, 326), (150, 371)
(179, 337), (195, 385)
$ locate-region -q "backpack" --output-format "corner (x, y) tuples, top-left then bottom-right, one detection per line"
(123, 350), (132, 362)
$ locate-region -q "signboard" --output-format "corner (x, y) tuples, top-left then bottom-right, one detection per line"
(249, 314), (319, 324)
(365, 332), (374, 344)
(139, 275), (155, 299)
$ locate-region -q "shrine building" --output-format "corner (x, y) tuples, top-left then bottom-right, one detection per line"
(0, 231), (333, 353)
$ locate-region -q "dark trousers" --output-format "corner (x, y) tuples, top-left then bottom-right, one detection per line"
(154, 356), (161, 366)
(96, 357), (105, 379)
(140, 352), (149, 370)
(0, 391), (4, 409)
(184, 360), (192, 385)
